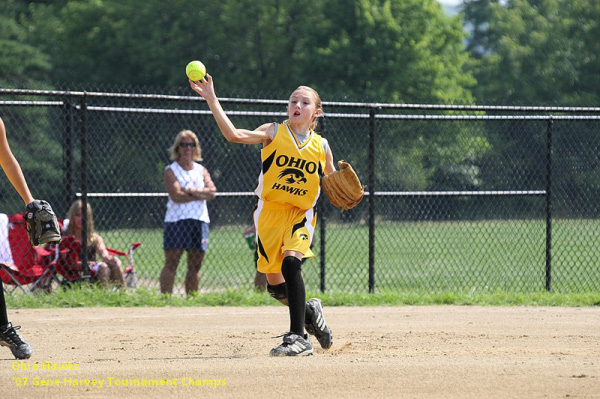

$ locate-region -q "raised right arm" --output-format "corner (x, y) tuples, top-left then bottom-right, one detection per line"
(189, 75), (273, 145)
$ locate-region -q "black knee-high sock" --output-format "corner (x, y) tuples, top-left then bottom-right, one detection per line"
(0, 283), (9, 326)
(281, 256), (305, 336)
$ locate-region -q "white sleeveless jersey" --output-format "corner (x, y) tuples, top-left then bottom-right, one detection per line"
(164, 161), (210, 223)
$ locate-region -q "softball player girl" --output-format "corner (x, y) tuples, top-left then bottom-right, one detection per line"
(0, 117), (36, 359)
(190, 76), (334, 356)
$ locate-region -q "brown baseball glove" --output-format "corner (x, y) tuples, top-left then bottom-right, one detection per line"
(322, 160), (366, 211)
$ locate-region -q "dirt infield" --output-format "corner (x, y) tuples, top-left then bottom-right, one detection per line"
(0, 306), (598, 398)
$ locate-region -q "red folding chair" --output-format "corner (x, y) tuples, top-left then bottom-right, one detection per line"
(106, 242), (141, 288)
(52, 235), (140, 288)
(0, 213), (60, 294)
(50, 236), (86, 286)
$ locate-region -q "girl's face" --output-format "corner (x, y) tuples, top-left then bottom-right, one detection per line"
(287, 89), (321, 127)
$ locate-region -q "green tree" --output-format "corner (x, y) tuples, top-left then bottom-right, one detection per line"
(23, 0), (224, 87)
(463, 0), (599, 106)
(19, 0), (475, 102)
(566, 0), (600, 104)
(462, 0), (600, 217)
(0, 0), (51, 84)
(312, 0), (475, 102)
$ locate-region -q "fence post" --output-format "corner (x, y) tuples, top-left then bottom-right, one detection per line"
(545, 117), (553, 292)
(368, 108), (376, 293)
(319, 115), (327, 293)
(62, 96), (76, 210)
(320, 216), (326, 293)
(80, 94), (89, 277)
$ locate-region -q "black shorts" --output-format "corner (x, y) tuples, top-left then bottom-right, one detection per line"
(163, 219), (209, 251)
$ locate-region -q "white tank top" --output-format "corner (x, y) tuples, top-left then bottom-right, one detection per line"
(164, 161), (210, 223)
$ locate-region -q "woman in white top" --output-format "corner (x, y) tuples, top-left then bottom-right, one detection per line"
(160, 130), (217, 295)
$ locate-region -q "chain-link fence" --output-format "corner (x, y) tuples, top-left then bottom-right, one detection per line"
(1, 87), (599, 295)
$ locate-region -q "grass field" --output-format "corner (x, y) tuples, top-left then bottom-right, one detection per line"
(6, 285), (600, 309)
(98, 218), (600, 295)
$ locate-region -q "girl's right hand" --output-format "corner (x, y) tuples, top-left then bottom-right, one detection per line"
(189, 74), (215, 101)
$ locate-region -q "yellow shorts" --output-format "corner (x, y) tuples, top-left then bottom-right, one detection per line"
(253, 199), (316, 274)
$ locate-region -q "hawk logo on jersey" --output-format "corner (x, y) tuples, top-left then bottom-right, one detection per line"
(266, 154), (320, 197)
(299, 233), (309, 240)
(278, 168), (307, 185)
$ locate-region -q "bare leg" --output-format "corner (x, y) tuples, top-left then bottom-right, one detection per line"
(185, 249), (205, 295)
(254, 271), (267, 291)
(160, 249), (184, 294)
(107, 258), (125, 287)
(266, 272), (285, 285)
(95, 264), (110, 286)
